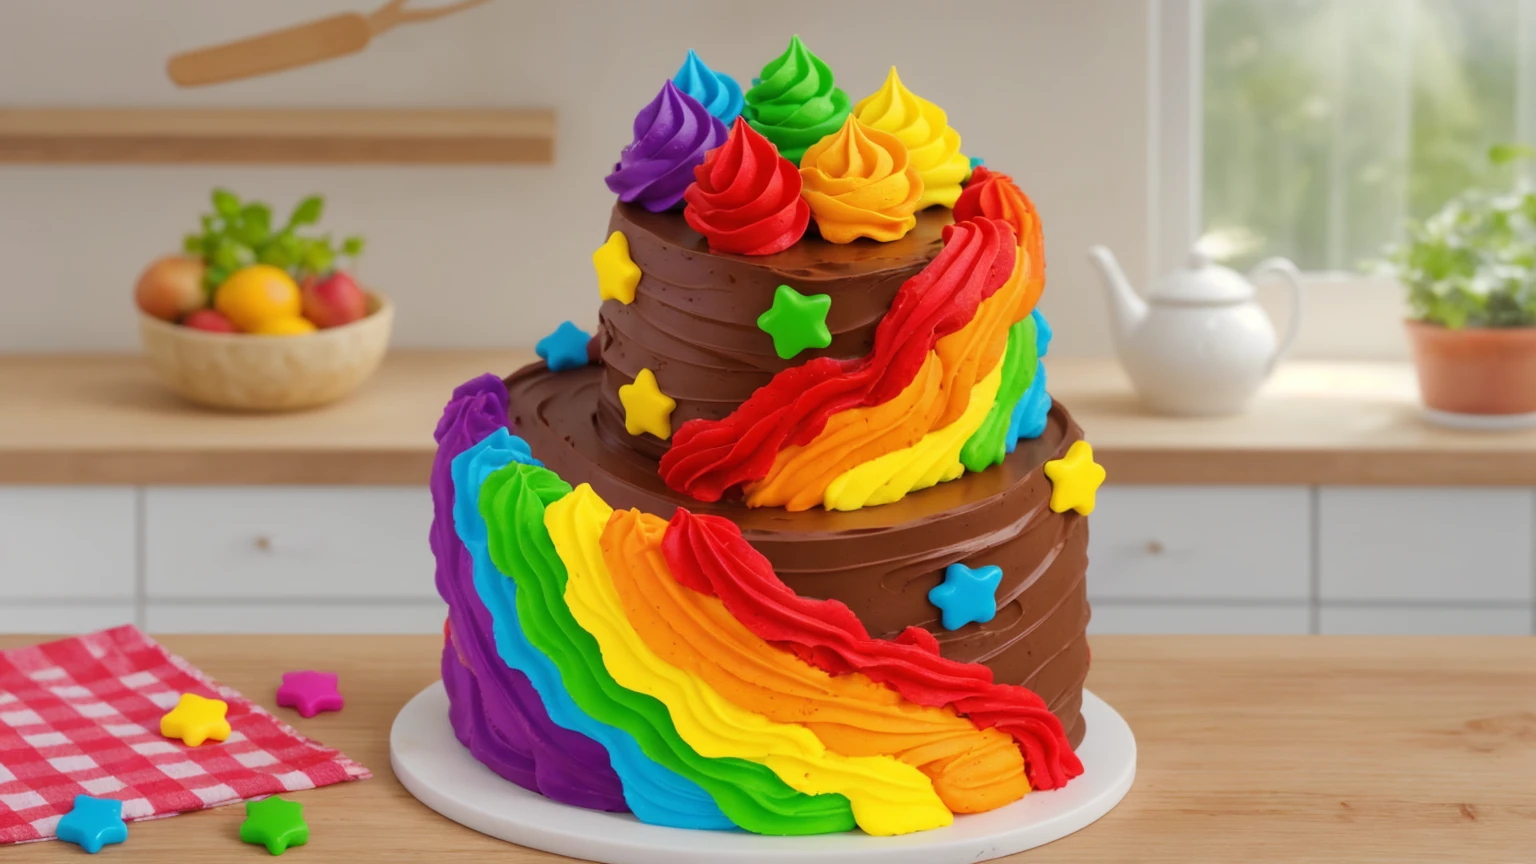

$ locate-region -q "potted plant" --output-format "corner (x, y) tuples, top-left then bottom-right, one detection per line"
(1379, 149), (1536, 426)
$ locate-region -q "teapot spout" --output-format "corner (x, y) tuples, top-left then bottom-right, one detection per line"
(1088, 245), (1148, 346)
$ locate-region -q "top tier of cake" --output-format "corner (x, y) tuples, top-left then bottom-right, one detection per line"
(596, 203), (951, 462)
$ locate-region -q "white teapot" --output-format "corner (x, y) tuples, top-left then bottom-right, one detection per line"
(1088, 245), (1303, 416)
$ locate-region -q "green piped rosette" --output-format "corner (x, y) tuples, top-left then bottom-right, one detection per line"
(744, 35), (852, 165)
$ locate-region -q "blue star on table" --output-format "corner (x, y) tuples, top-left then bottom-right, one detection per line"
(756, 284), (832, 360)
(928, 562), (1004, 631)
(535, 321), (592, 372)
(56, 794), (127, 854)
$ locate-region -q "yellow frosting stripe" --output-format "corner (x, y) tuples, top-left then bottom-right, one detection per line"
(545, 484), (953, 836)
(823, 354), (1006, 512)
(853, 67), (970, 209)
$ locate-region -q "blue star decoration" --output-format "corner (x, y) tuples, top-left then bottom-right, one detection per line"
(756, 284), (832, 360)
(535, 321), (592, 372)
(240, 795), (309, 855)
(56, 794), (127, 854)
(928, 563), (1004, 631)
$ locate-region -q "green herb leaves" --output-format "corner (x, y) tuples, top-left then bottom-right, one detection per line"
(182, 189), (365, 296)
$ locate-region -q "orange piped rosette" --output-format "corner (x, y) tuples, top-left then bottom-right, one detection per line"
(798, 116), (924, 243)
(684, 117), (811, 256)
(954, 167), (1046, 316)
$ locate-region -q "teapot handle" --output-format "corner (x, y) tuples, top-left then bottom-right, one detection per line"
(1249, 257), (1304, 375)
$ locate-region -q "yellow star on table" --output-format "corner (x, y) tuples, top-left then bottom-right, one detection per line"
(593, 230), (641, 305)
(160, 693), (231, 746)
(1043, 440), (1106, 515)
(618, 367), (676, 440)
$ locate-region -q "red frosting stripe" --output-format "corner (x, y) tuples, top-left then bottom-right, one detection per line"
(661, 507), (1084, 791)
(954, 167), (1045, 316)
(683, 117), (811, 256)
(659, 217), (1017, 502)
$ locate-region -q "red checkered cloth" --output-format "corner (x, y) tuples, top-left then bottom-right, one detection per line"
(0, 625), (370, 845)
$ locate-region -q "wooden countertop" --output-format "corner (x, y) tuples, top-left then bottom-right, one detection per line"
(3, 633), (1533, 862)
(3, 352), (1535, 486)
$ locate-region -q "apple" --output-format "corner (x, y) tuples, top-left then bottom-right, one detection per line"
(301, 270), (368, 329)
(135, 256), (206, 321)
(182, 309), (237, 333)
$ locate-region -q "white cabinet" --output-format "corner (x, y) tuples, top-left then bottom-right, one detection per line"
(146, 600), (446, 634)
(143, 487), (437, 601)
(0, 604), (135, 634)
(1319, 606), (1532, 636)
(1088, 486), (1310, 601)
(0, 487), (136, 601)
(1090, 603), (1309, 635)
(1318, 488), (1534, 603)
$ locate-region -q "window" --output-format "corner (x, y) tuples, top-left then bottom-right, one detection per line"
(1201, 0), (1533, 272)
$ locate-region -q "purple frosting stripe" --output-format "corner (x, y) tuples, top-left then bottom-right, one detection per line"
(606, 80), (728, 212)
(431, 374), (627, 812)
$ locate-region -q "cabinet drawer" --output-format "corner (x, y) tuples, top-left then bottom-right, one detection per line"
(0, 487), (136, 600)
(146, 601), (447, 634)
(1089, 602), (1309, 635)
(144, 487), (436, 600)
(1319, 488), (1534, 603)
(1319, 605), (1532, 635)
(1087, 486), (1310, 601)
(0, 603), (136, 634)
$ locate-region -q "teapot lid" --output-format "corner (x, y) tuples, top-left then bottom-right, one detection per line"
(1151, 248), (1255, 305)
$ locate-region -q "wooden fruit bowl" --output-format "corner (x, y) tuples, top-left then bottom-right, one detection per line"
(139, 292), (394, 411)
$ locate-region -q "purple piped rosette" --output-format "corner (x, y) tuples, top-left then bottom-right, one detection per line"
(606, 80), (728, 213)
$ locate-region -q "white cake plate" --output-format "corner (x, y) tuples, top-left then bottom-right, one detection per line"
(1422, 407), (1536, 430)
(392, 681), (1136, 864)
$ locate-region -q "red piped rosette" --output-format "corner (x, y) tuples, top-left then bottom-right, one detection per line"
(683, 117), (811, 256)
(955, 166), (1046, 314)
(663, 508), (1084, 791)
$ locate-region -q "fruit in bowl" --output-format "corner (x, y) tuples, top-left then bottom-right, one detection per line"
(135, 189), (393, 411)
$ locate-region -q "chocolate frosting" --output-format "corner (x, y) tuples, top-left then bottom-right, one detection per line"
(598, 203), (952, 458)
(506, 363), (1090, 746)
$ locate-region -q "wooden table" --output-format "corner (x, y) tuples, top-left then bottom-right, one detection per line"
(3, 634), (1533, 862)
(5, 353), (1536, 487)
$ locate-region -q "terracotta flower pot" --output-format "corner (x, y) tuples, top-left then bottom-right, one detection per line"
(1405, 320), (1536, 415)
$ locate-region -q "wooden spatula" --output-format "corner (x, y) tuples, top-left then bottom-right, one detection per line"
(167, 0), (490, 88)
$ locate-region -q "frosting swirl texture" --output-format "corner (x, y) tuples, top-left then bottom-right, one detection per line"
(853, 68), (969, 209)
(683, 117), (810, 256)
(743, 35), (851, 165)
(799, 116), (924, 244)
(674, 49), (744, 126)
(607, 81), (728, 213)
(954, 167), (1045, 313)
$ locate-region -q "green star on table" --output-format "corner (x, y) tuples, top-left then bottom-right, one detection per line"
(756, 284), (833, 360)
(240, 796), (309, 856)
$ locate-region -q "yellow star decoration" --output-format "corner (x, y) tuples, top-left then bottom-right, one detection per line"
(618, 368), (676, 440)
(1043, 440), (1106, 515)
(160, 693), (231, 747)
(593, 231), (641, 305)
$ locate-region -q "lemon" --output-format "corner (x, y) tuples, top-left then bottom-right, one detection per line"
(249, 316), (317, 336)
(215, 265), (301, 332)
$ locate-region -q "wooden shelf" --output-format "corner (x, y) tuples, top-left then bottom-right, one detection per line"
(0, 107), (555, 164)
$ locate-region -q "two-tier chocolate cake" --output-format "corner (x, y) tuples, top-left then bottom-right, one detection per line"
(429, 36), (1106, 837)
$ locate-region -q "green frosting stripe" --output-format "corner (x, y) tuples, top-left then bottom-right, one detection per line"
(744, 35), (851, 165)
(478, 462), (856, 835)
(960, 315), (1039, 473)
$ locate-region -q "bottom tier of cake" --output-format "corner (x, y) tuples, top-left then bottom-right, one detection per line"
(504, 362), (1092, 746)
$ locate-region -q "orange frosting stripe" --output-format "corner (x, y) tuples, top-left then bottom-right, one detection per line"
(953, 167), (1045, 316)
(601, 508), (1030, 813)
(742, 246), (1029, 510)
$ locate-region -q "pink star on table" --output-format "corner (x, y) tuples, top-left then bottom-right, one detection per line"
(275, 671), (343, 718)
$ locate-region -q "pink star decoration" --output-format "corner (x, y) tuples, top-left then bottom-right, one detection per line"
(275, 671), (344, 718)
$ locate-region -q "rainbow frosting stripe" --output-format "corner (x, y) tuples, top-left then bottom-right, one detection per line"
(432, 377), (1082, 837)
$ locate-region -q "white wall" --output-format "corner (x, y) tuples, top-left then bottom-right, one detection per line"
(0, 0), (1152, 356)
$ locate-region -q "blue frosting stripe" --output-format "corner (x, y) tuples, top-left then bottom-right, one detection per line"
(674, 49), (744, 125)
(1006, 310), (1054, 451)
(451, 429), (733, 829)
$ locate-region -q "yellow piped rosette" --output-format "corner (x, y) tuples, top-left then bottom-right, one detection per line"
(545, 484), (953, 836)
(853, 68), (970, 209)
(799, 116), (924, 244)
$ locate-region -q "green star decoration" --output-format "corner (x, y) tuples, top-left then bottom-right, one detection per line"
(240, 796), (309, 856)
(757, 284), (832, 360)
